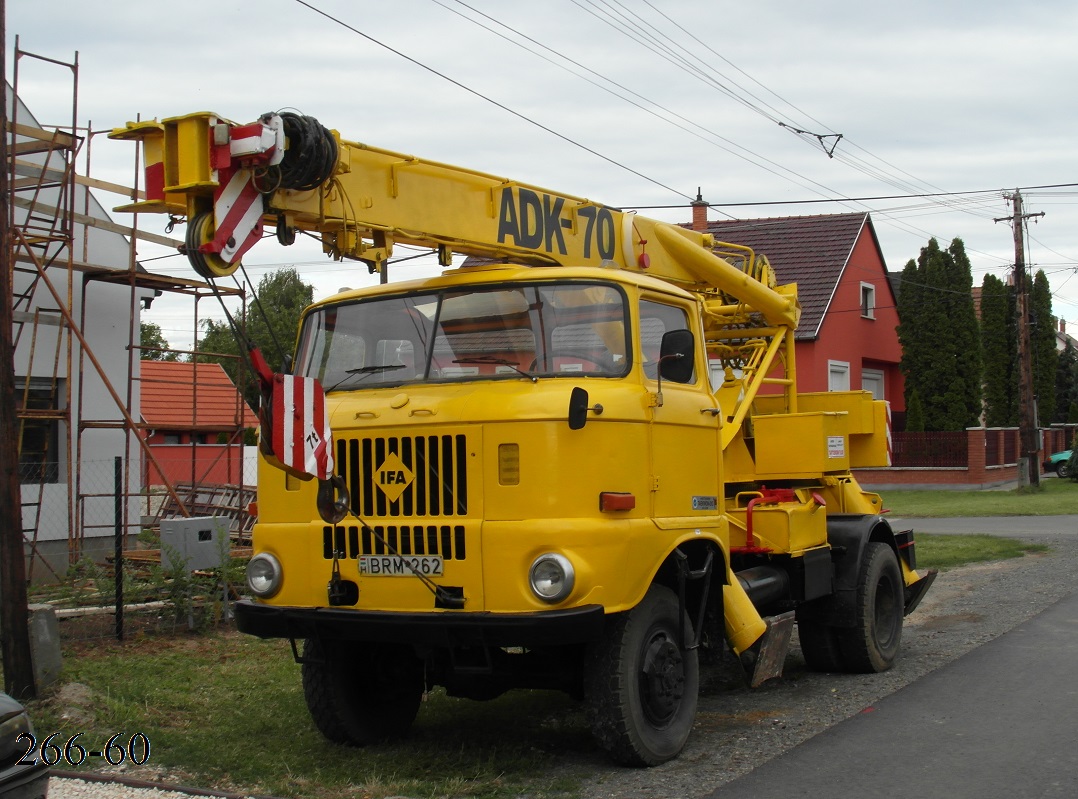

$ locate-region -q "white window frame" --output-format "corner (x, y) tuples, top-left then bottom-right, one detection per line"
(860, 282), (876, 319)
(861, 368), (885, 400)
(828, 360), (850, 392)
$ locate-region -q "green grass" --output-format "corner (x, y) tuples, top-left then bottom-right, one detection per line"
(914, 533), (1049, 570)
(881, 475), (1078, 517)
(27, 632), (590, 799)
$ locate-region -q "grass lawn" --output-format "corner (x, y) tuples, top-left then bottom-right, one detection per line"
(881, 475), (1078, 517)
(30, 631), (589, 799)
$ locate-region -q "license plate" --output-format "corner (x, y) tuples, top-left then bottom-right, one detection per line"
(359, 555), (444, 577)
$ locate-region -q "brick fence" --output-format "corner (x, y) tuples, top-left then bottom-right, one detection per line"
(854, 424), (1076, 490)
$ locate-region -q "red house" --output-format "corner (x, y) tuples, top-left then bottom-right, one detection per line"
(693, 211), (905, 419)
(140, 360), (258, 487)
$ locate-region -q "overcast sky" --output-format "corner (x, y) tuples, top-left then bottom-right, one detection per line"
(8, 0), (1078, 352)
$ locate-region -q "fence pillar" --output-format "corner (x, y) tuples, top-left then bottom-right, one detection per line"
(966, 428), (986, 483)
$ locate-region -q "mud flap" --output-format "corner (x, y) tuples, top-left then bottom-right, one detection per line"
(742, 611), (795, 688)
(904, 569), (938, 616)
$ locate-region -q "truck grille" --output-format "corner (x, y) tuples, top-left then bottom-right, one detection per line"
(322, 524), (467, 560)
(336, 433), (469, 518)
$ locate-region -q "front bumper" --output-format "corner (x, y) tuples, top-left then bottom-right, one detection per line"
(0, 761), (50, 799)
(234, 599), (605, 648)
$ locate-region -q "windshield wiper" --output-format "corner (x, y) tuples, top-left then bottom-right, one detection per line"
(346, 364), (406, 375)
(453, 356), (537, 383)
(326, 364), (407, 392)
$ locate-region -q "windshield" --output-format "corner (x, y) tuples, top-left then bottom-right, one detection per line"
(296, 282), (629, 390)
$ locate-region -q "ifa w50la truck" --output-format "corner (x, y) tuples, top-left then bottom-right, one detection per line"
(112, 111), (935, 766)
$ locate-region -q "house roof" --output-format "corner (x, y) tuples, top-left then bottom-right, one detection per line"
(698, 212), (878, 340)
(140, 360), (258, 430)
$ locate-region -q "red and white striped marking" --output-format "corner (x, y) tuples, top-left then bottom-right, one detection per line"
(885, 402), (893, 467)
(203, 168), (265, 264)
(269, 375), (334, 480)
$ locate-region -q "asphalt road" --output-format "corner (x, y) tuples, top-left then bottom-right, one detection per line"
(704, 514), (1078, 799)
(707, 588), (1078, 799)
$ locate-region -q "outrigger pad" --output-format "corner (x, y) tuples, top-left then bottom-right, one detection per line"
(749, 611), (795, 688)
(904, 569), (938, 616)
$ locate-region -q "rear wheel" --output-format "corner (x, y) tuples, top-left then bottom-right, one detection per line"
(585, 585), (699, 766)
(797, 620), (845, 672)
(836, 543), (904, 673)
(301, 638), (424, 745)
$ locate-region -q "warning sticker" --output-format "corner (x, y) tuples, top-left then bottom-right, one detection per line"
(827, 436), (846, 459)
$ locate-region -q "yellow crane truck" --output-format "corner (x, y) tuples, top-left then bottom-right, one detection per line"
(112, 111), (936, 766)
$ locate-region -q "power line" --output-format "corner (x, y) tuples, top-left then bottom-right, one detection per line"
(291, 0), (692, 201)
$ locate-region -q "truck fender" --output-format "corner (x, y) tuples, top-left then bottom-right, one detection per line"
(798, 513), (896, 628)
(653, 540), (727, 658)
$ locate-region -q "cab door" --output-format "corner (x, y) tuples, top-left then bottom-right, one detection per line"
(638, 297), (722, 522)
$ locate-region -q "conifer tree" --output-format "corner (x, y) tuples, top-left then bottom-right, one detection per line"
(1030, 270), (1057, 425)
(897, 238), (983, 431)
(979, 274), (1017, 426)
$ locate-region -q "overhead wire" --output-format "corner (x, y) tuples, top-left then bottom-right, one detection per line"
(290, 0), (692, 201)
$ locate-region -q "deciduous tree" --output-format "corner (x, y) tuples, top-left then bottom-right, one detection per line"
(196, 268), (315, 410)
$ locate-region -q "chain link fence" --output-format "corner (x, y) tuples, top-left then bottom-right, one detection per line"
(25, 455), (256, 644)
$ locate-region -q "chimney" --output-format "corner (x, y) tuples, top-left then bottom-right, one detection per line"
(691, 188), (708, 231)
(1061, 318), (1067, 335)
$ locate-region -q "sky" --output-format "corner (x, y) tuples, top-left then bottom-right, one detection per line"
(8, 0), (1078, 353)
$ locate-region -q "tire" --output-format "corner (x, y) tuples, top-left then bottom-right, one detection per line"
(797, 620), (845, 672)
(585, 585), (699, 766)
(301, 638), (353, 744)
(835, 543), (904, 673)
(301, 638), (424, 746)
(1058, 461), (1072, 479)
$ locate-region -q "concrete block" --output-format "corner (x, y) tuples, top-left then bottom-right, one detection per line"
(28, 604), (63, 690)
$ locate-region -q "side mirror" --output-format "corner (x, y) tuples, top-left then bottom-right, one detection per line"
(568, 386), (603, 430)
(281, 354), (294, 375)
(659, 329), (695, 384)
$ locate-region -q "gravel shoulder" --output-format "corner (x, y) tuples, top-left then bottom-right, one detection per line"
(575, 532), (1078, 799)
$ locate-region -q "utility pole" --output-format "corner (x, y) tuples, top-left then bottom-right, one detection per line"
(0, 0), (39, 698)
(997, 190), (1045, 488)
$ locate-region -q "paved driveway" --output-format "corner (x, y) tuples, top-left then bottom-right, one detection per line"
(706, 588), (1078, 799)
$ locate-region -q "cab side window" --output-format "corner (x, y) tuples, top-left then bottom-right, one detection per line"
(638, 299), (695, 384)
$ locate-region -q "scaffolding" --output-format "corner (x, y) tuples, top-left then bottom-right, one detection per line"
(7, 41), (252, 580)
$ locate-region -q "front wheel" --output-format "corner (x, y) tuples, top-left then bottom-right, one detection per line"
(836, 543), (904, 673)
(301, 638), (424, 746)
(1058, 461), (1072, 479)
(585, 585), (699, 766)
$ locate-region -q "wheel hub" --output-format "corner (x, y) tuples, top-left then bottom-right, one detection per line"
(640, 636), (685, 724)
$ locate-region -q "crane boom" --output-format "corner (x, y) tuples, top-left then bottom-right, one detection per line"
(110, 110), (799, 329)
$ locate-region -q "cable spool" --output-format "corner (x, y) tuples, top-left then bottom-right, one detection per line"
(277, 112), (338, 192)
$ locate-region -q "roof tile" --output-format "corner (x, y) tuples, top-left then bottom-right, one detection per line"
(140, 360), (258, 429)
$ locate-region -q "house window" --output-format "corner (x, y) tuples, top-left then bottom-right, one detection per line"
(16, 377), (63, 484)
(862, 368), (885, 400)
(828, 361), (850, 392)
(860, 282), (876, 319)
(164, 433), (181, 445)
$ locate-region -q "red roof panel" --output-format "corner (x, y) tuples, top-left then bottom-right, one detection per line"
(140, 360), (258, 430)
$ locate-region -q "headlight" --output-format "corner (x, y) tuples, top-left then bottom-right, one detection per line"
(247, 552), (283, 598)
(529, 553), (575, 603)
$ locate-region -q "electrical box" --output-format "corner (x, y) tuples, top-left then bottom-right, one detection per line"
(160, 516), (230, 571)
